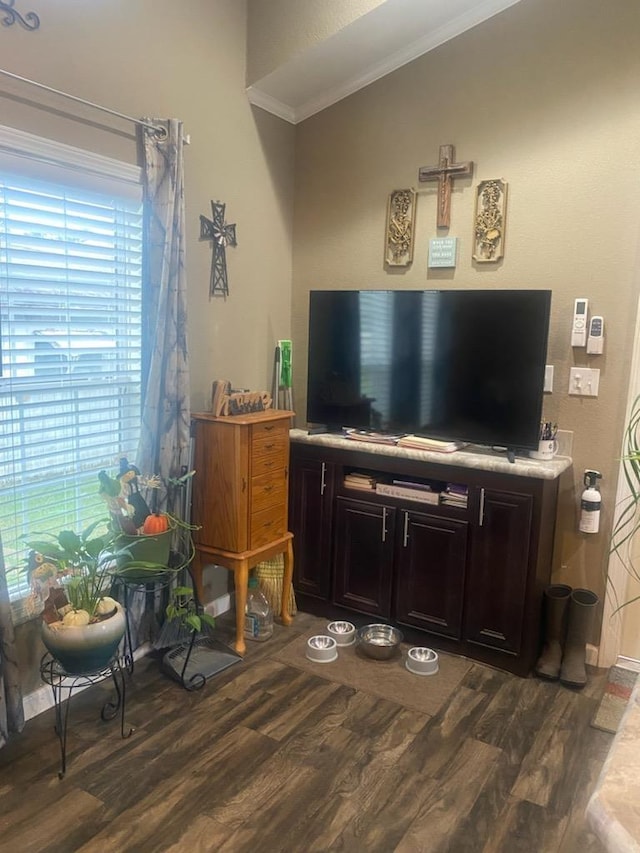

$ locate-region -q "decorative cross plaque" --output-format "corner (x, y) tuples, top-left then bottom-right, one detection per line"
(418, 144), (474, 229)
(200, 200), (237, 297)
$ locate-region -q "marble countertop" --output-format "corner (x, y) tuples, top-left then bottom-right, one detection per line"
(290, 429), (572, 481)
(587, 680), (640, 852)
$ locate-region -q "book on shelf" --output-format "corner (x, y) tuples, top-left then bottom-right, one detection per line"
(375, 483), (440, 504)
(441, 495), (467, 506)
(344, 472), (377, 490)
(440, 483), (468, 508)
(392, 479), (434, 492)
(397, 435), (464, 453)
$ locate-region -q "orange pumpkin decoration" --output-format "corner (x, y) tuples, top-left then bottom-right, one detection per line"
(142, 513), (170, 535)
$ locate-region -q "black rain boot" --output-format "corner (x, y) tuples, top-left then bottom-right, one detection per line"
(534, 584), (572, 680)
(560, 588), (599, 689)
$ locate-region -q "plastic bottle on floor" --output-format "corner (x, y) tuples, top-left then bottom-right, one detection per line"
(244, 576), (273, 642)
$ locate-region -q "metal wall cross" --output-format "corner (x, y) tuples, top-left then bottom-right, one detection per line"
(418, 144), (474, 229)
(199, 201), (237, 297)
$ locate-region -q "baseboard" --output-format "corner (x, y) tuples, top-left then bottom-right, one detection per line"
(587, 643), (599, 668)
(23, 643), (152, 722)
(615, 655), (640, 673)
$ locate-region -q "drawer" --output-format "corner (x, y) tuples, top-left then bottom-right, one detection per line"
(252, 419), (288, 442)
(251, 424), (288, 457)
(251, 471), (287, 514)
(252, 445), (288, 476)
(250, 505), (287, 549)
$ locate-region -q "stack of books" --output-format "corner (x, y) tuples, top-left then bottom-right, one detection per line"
(397, 435), (464, 453)
(343, 429), (403, 446)
(344, 471), (377, 491)
(440, 483), (468, 508)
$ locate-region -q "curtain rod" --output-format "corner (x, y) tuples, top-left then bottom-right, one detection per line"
(0, 67), (174, 139)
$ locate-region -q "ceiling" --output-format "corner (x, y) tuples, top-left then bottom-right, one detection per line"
(247, 0), (523, 124)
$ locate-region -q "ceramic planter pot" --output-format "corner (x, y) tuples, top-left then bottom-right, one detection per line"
(114, 529), (172, 580)
(41, 603), (126, 674)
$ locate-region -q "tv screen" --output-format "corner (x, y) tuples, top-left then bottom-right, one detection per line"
(306, 289), (552, 451)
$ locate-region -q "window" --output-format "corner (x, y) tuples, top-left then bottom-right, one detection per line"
(0, 126), (143, 613)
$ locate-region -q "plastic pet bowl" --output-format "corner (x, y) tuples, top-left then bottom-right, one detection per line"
(306, 635), (338, 663)
(406, 647), (439, 676)
(327, 620), (356, 646)
(356, 624), (403, 660)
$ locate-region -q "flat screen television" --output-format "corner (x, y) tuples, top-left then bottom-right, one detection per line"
(306, 289), (552, 452)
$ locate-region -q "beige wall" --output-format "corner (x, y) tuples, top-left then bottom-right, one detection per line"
(1, 0), (295, 412)
(246, 0), (386, 85)
(5, 0), (640, 692)
(292, 0), (640, 642)
(1, 0), (295, 688)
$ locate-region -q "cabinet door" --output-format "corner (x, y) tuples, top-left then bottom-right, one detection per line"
(289, 456), (334, 600)
(395, 510), (468, 639)
(333, 497), (395, 617)
(464, 489), (533, 655)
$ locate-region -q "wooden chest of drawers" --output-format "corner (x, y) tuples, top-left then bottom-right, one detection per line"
(191, 410), (291, 553)
(190, 410), (295, 653)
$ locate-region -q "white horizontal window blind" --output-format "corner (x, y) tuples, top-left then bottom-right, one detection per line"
(0, 127), (143, 611)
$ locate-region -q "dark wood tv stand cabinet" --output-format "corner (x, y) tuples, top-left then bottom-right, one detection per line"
(288, 431), (570, 677)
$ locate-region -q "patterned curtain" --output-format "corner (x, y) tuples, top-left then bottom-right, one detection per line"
(0, 533), (24, 748)
(138, 118), (191, 490)
(125, 119), (190, 649)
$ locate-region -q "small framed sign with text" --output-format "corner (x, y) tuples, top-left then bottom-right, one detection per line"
(428, 237), (458, 268)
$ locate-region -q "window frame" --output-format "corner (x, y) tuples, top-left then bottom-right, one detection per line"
(0, 125), (144, 622)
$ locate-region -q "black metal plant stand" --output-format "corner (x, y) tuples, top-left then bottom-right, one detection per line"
(161, 632), (242, 691)
(40, 653), (133, 779)
(111, 566), (178, 675)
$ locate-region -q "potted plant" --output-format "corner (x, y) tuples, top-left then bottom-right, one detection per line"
(24, 519), (126, 674)
(25, 462), (200, 674)
(100, 462), (197, 583)
(609, 394), (640, 613)
(161, 585), (220, 690)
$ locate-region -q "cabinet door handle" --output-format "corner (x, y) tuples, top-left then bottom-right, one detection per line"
(403, 511), (409, 547)
(478, 487), (485, 526)
(264, 442), (275, 450)
(320, 462), (326, 496)
(264, 425), (275, 431)
(382, 507), (388, 542)
(242, 477), (247, 493)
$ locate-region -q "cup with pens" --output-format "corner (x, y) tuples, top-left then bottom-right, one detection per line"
(530, 421), (558, 461)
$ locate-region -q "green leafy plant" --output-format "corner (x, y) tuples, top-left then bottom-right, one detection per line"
(23, 519), (116, 620)
(608, 394), (640, 614)
(165, 586), (216, 635)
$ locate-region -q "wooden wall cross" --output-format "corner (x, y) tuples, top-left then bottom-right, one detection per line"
(418, 144), (474, 229)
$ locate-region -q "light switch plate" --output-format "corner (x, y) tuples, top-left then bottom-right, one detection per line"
(544, 365), (554, 393)
(569, 367), (600, 396)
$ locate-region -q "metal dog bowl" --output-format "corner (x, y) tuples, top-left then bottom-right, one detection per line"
(406, 646), (439, 676)
(306, 635), (338, 663)
(327, 620), (356, 646)
(356, 624), (403, 660)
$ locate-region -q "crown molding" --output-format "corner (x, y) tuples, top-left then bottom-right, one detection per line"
(248, 0), (522, 125)
(246, 87), (297, 125)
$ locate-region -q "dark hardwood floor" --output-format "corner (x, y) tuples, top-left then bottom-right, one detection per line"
(0, 612), (612, 852)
